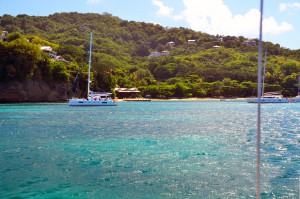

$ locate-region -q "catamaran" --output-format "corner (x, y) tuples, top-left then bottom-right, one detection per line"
(68, 32), (117, 106)
(247, 92), (288, 103)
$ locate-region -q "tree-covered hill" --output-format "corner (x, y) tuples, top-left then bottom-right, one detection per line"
(1, 12), (300, 100)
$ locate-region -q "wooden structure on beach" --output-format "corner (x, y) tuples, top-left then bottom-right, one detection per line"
(114, 87), (141, 99)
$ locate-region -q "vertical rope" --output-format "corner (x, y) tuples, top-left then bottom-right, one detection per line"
(257, 0), (264, 198)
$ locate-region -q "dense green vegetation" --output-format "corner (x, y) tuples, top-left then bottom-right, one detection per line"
(1, 12), (300, 98)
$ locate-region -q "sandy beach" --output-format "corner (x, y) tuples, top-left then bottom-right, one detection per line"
(117, 97), (247, 102)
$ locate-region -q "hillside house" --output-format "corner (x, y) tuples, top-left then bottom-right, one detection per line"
(149, 51), (161, 58)
(161, 50), (170, 56)
(41, 46), (69, 63)
(167, 41), (175, 47)
(245, 38), (257, 46)
(149, 50), (170, 58)
(188, 39), (196, 43)
(1, 31), (8, 42)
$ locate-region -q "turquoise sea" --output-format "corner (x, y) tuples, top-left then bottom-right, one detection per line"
(0, 101), (299, 198)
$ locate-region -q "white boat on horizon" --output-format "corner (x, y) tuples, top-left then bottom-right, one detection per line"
(247, 51), (288, 104)
(68, 32), (117, 106)
(247, 92), (288, 103)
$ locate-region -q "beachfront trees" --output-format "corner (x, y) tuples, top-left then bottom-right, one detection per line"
(0, 37), (41, 80)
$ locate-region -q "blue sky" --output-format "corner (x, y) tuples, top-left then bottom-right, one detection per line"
(1, 0), (299, 50)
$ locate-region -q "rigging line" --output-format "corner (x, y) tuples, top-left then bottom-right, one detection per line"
(257, 0), (264, 198)
(261, 50), (267, 96)
(87, 32), (93, 100)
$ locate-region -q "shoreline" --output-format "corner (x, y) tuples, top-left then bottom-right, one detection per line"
(0, 97), (248, 104)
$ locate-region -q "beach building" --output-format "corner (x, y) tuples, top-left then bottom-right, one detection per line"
(114, 87), (141, 98)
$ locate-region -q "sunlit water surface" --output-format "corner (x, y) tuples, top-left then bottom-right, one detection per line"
(0, 101), (299, 198)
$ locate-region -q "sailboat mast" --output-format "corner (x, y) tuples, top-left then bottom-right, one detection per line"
(87, 32), (93, 100)
(257, 0), (264, 198)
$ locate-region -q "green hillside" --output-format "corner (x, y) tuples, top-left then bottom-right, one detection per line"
(1, 12), (300, 99)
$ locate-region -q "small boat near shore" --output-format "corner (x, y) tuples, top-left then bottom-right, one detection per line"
(219, 97), (243, 102)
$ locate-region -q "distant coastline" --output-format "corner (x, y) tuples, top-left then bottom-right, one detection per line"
(0, 97), (249, 104)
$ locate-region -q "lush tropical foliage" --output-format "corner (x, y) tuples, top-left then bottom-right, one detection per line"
(1, 12), (300, 98)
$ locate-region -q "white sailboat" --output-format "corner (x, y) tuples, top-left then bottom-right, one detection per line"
(247, 51), (288, 103)
(289, 74), (300, 103)
(68, 32), (117, 106)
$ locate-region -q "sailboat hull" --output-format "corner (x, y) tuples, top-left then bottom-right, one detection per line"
(68, 99), (117, 106)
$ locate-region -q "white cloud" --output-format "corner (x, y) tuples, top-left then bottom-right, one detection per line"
(263, 17), (293, 34)
(279, 3), (288, 11)
(86, 0), (101, 5)
(152, 0), (174, 17)
(279, 2), (300, 12)
(152, 0), (293, 37)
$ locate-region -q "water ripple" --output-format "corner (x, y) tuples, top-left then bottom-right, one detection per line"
(0, 102), (299, 198)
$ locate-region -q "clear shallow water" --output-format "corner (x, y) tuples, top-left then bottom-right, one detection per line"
(0, 101), (299, 198)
